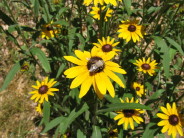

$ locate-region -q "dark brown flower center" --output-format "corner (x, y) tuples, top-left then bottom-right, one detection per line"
(141, 64), (151, 70)
(169, 115), (179, 126)
(102, 44), (113, 52)
(128, 25), (136, 32)
(136, 87), (140, 91)
(87, 56), (105, 75)
(46, 26), (53, 31)
(38, 85), (48, 94)
(123, 109), (135, 117)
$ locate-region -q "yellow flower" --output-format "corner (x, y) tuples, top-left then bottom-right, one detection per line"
(36, 103), (42, 114)
(20, 62), (29, 72)
(64, 47), (126, 99)
(118, 19), (144, 43)
(104, 0), (122, 6)
(41, 21), (61, 39)
(83, 0), (122, 6)
(157, 103), (184, 138)
(108, 128), (118, 138)
(114, 97), (144, 130)
(29, 77), (59, 103)
(133, 57), (158, 76)
(83, 0), (104, 6)
(93, 36), (120, 54)
(133, 82), (145, 97)
(90, 6), (113, 22)
(52, 0), (60, 4)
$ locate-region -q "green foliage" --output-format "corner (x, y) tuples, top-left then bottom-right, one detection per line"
(1, 0), (184, 137)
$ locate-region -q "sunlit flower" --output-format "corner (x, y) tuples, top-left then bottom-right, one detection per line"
(133, 82), (145, 97)
(83, 0), (104, 6)
(41, 21), (61, 39)
(93, 36), (120, 54)
(29, 77), (59, 103)
(133, 57), (158, 76)
(52, 0), (60, 4)
(157, 103), (184, 138)
(90, 6), (113, 22)
(118, 19), (144, 43)
(64, 47), (126, 99)
(36, 103), (42, 114)
(21, 62), (29, 72)
(83, 0), (122, 6)
(114, 97), (144, 130)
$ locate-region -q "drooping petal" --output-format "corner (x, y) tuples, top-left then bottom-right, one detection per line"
(79, 76), (93, 98)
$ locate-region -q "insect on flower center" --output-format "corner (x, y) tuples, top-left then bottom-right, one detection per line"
(102, 44), (113, 52)
(169, 114), (179, 126)
(87, 56), (105, 74)
(128, 25), (136, 32)
(38, 85), (49, 94)
(123, 109), (135, 117)
(136, 87), (140, 91)
(141, 64), (151, 70)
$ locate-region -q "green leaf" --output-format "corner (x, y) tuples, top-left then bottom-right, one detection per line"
(30, 47), (51, 73)
(43, 101), (50, 125)
(33, 0), (39, 18)
(123, 0), (132, 16)
(53, 20), (69, 26)
(0, 9), (15, 25)
(153, 36), (170, 78)
(92, 126), (102, 138)
(165, 37), (184, 56)
(42, 116), (66, 133)
(0, 61), (21, 92)
(59, 103), (89, 134)
(77, 129), (86, 138)
(97, 103), (151, 114)
(56, 63), (66, 79)
(142, 118), (160, 138)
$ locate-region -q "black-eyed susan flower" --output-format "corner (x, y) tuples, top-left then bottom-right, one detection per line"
(20, 62), (29, 72)
(35, 103), (42, 114)
(118, 19), (144, 43)
(64, 47), (126, 99)
(93, 36), (120, 54)
(83, 0), (104, 6)
(133, 57), (158, 76)
(133, 82), (145, 97)
(104, 0), (122, 6)
(90, 6), (113, 22)
(29, 77), (59, 103)
(41, 21), (61, 39)
(157, 103), (184, 138)
(114, 97), (144, 130)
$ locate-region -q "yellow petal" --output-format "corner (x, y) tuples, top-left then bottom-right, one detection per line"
(79, 76), (93, 98)
(157, 113), (169, 119)
(157, 120), (169, 126)
(160, 106), (170, 116)
(70, 71), (89, 88)
(64, 66), (87, 78)
(161, 123), (169, 133)
(95, 73), (106, 95)
(64, 56), (86, 65)
(106, 66), (127, 74)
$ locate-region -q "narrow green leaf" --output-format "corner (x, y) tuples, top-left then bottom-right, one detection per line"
(0, 61), (21, 92)
(56, 63), (66, 79)
(92, 126), (102, 138)
(30, 47), (51, 73)
(142, 118), (160, 138)
(42, 116), (65, 133)
(165, 37), (184, 56)
(153, 36), (170, 78)
(59, 103), (89, 134)
(123, 0), (132, 16)
(33, 0), (39, 18)
(43, 101), (50, 125)
(77, 129), (86, 138)
(97, 103), (151, 114)
(0, 9), (15, 25)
